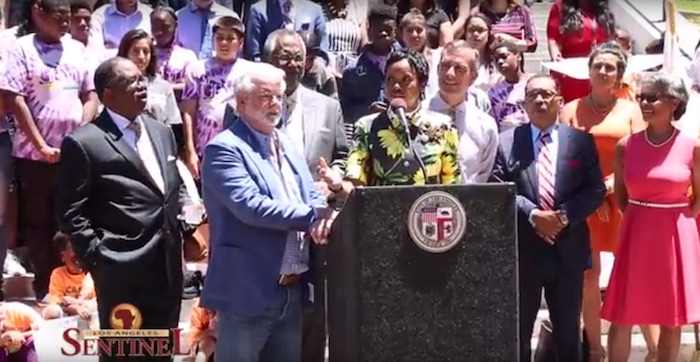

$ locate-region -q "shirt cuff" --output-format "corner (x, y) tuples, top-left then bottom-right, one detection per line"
(528, 209), (536, 227)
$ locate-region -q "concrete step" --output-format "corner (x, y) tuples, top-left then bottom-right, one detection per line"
(530, 331), (700, 362)
(533, 309), (700, 338)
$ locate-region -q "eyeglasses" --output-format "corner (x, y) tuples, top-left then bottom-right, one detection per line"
(108, 74), (147, 89)
(524, 90), (557, 101)
(276, 52), (305, 65)
(635, 93), (668, 103)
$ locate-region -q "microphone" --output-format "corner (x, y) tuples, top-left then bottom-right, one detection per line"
(389, 99), (431, 184)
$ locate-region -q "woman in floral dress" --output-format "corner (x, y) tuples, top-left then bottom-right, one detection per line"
(344, 48), (461, 186)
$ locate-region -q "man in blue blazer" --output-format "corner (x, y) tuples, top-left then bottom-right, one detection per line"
(491, 74), (605, 362)
(200, 62), (335, 362)
(244, 0), (328, 61)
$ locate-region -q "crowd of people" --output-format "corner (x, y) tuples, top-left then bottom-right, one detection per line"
(0, 0), (694, 361)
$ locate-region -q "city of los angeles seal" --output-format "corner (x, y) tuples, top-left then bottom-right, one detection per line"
(407, 191), (467, 253)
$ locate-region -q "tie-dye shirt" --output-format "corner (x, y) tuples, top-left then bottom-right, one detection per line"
(487, 76), (530, 132)
(1, 35), (94, 160)
(155, 45), (198, 84)
(182, 57), (254, 155)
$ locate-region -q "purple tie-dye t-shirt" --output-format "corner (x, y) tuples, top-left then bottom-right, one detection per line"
(1, 35), (94, 161)
(155, 45), (198, 84)
(182, 57), (254, 155)
(487, 76), (530, 132)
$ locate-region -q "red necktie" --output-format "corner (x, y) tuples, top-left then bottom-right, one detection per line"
(537, 131), (555, 211)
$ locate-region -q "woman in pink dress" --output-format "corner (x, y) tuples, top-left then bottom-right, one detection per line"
(601, 72), (700, 362)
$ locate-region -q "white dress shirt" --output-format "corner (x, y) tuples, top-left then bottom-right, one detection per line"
(427, 94), (499, 183)
(107, 108), (165, 192)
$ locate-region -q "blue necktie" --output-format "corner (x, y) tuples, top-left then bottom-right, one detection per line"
(199, 9), (213, 59)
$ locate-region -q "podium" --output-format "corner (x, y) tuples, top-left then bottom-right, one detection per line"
(327, 184), (519, 362)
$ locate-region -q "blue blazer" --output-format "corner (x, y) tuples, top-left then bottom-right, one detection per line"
(244, 0), (328, 61)
(200, 121), (327, 317)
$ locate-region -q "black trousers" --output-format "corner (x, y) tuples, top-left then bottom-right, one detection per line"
(94, 264), (182, 362)
(519, 254), (584, 362)
(302, 245), (326, 362)
(16, 158), (61, 299)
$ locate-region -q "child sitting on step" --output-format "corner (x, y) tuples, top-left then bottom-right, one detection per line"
(0, 301), (42, 362)
(41, 232), (96, 321)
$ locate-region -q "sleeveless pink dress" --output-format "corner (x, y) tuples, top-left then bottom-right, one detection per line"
(601, 131), (700, 326)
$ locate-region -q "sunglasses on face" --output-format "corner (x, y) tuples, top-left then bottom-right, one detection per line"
(635, 93), (668, 103)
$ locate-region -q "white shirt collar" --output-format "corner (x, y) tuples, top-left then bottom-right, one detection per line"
(530, 122), (558, 140)
(429, 92), (467, 113)
(288, 86), (301, 103)
(106, 107), (137, 132)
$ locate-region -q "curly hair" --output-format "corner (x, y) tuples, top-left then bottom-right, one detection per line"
(559, 0), (615, 35)
(117, 29), (158, 79)
(386, 47), (430, 100)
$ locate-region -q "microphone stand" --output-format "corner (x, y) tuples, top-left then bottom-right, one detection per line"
(395, 107), (431, 184)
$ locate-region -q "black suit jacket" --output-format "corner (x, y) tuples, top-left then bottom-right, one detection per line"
(56, 111), (187, 292)
(491, 123), (605, 271)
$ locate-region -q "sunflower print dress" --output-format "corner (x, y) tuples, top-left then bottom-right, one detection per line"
(345, 108), (461, 186)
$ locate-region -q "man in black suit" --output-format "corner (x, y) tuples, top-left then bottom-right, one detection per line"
(491, 74), (605, 362)
(56, 57), (187, 362)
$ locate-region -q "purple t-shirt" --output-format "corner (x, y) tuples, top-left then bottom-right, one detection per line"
(487, 76), (529, 132)
(156, 45), (198, 84)
(182, 57), (253, 155)
(1, 35), (94, 160)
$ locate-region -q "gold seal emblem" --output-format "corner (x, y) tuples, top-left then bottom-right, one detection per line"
(109, 303), (142, 330)
(407, 191), (467, 253)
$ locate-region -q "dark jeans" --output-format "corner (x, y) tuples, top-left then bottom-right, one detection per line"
(215, 286), (302, 362)
(15, 158), (60, 300)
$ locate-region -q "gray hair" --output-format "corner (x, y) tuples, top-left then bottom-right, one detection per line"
(262, 29), (307, 63)
(636, 71), (689, 120)
(588, 41), (628, 81)
(233, 62), (286, 98)
(441, 40), (480, 74)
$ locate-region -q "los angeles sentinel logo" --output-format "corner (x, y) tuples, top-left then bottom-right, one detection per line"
(61, 303), (189, 357)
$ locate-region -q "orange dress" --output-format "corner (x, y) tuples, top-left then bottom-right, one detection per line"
(561, 98), (644, 252)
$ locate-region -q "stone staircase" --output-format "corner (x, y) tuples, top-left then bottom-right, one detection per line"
(532, 308), (700, 362)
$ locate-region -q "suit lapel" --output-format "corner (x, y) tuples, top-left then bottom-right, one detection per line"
(142, 115), (168, 194)
(96, 112), (155, 190)
(554, 125), (572, 203)
(515, 125), (538, 198)
(300, 88), (319, 160)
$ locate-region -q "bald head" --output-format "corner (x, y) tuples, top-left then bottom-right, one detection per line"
(94, 56), (137, 100)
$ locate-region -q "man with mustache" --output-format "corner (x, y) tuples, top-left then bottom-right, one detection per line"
(490, 74), (605, 362)
(56, 57), (188, 361)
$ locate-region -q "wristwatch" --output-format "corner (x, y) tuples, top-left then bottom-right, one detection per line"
(558, 211), (569, 227)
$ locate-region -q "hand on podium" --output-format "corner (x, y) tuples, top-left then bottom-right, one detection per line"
(310, 207), (338, 245)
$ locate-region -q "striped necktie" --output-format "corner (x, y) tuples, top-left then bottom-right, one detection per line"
(537, 131), (555, 211)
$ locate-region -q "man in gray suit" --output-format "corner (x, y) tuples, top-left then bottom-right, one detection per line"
(261, 28), (349, 362)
